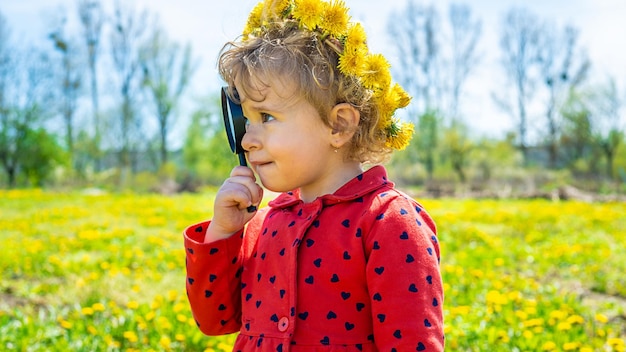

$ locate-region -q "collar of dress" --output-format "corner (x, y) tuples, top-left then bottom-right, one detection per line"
(268, 165), (393, 209)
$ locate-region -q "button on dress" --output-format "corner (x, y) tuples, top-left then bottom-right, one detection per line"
(184, 166), (444, 351)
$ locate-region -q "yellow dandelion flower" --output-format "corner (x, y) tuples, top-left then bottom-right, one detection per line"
(557, 321), (572, 331)
(244, 2), (266, 37)
(376, 87), (399, 125)
(562, 342), (580, 351)
(522, 318), (544, 328)
(344, 22), (367, 51)
(173, 302), (186, 313)
(176, 314), (188, 323)
(92, 302), (105, 312)
(386, 121), (414, 150)
(159, 335), (172, 349)
(497, 330), (510, 343)
(322, 0), (350, 37)
(541, 341), (557, 351)
(59, 319), (72, 329)
(338, 46), (365, 76)
(361, 53), (391, 90)
(127, 300), (139, 310)
(566, 314), (584, 325)
(522, 330), (534, 339)
(123, 331), (138, 343)
(390, 84), (410, 109)
(263, 0), (291, 19)
(595, 313), (608, 323)
(167, 290), (178, 302)
(293, 0), (324, 29)
(81, 307), (94, 316)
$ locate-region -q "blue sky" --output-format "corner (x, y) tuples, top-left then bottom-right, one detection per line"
(2, 0), (625, 137)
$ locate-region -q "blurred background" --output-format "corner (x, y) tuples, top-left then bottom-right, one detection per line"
(1, 2), (625, 351)
(1, 0), (625, 198)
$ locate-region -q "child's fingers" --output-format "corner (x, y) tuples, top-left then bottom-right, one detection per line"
(228, 166), (263, 207)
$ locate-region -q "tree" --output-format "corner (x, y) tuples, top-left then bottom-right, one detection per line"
(77, 0), (104, 170)
(0, 40), (59, 187)
(388, 1), (443, 181)
(495, 8), (542, 166)
(537, 24), (589, 168)
(560, 90), (593, 166)
(388, 1), (442, 116)
(140, 23), (195, 167)
(442, 120), (473, 183)
(182, 96), (232, 185)
(109, 1), (150, 180)
(49, 13), (82, 172)
(447, 3), (481, 120)
(589, 79), (624, 180)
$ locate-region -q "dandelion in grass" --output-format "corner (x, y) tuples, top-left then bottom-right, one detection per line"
(541, 341), (557, 351)
(123, 331), (138, 343)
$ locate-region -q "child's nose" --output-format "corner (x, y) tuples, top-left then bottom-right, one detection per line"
(241, 125), (260, 151)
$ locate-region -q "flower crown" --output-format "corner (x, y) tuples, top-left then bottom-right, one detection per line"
(242, 0), (414, 150)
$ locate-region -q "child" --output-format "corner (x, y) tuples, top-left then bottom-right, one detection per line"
(184, 0), (444, 350)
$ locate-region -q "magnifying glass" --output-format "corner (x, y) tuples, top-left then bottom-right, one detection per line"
(221, 86), (257, 212)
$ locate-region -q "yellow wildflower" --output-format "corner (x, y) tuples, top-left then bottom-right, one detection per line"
(159, 335), (172, 349)
(392, 83), (411, 109)
(338, 46), (365, 77)
(123, 331), (138, 343)
(557, 321), (572, 331)
(293, 0), (324, 29)
(522, 318), (544, 328)
(244, 2), (266, 37)
(360, 54), (391, 90)
(595, 313), (608, 323)
(176, 314), (188, 323)
(541, 341), (557, 351)
(321, 0), (350, 37)
(59, 319), (72, 329)
(344, 22), (367, 51)
(566, 314), (584, 325)
(385, 121), (414, 150)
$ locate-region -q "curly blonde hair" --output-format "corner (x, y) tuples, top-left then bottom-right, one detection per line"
(218, 21), (393, 164)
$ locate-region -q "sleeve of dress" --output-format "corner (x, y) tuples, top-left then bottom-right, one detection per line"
(364, 196), (445, 351)
(184, 221), (244, 336)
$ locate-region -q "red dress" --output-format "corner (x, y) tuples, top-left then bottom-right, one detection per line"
(184, 166), (444, 351)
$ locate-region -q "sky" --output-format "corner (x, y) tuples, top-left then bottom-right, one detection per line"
(2, 0), (625, 138)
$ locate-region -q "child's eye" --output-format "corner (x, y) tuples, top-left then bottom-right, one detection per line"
(261, 113), (276, 123)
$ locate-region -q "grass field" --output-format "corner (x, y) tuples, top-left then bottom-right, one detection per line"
(1, 189), (625, 351)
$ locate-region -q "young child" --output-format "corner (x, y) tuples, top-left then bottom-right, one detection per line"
(184, 0), (444, 350)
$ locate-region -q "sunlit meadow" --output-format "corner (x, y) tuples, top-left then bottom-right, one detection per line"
(1, 189), (624, 351)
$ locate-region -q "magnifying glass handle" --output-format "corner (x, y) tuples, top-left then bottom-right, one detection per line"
(237, 152), (257, 213)
(238, 153), (247, 167)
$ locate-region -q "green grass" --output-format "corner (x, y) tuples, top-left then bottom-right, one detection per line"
(1, 190), (625, 351)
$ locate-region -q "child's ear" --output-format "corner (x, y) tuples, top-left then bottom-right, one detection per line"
(329, 103), (360, 148)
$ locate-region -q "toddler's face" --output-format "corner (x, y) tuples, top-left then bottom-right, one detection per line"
(237, 76), (343, 201)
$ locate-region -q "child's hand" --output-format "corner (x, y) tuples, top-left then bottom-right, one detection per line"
(205, 166), (263, 243)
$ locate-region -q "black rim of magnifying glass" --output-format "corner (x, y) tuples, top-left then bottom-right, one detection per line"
(221, 87), (256, 213)
(221, 87), (247, 165)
